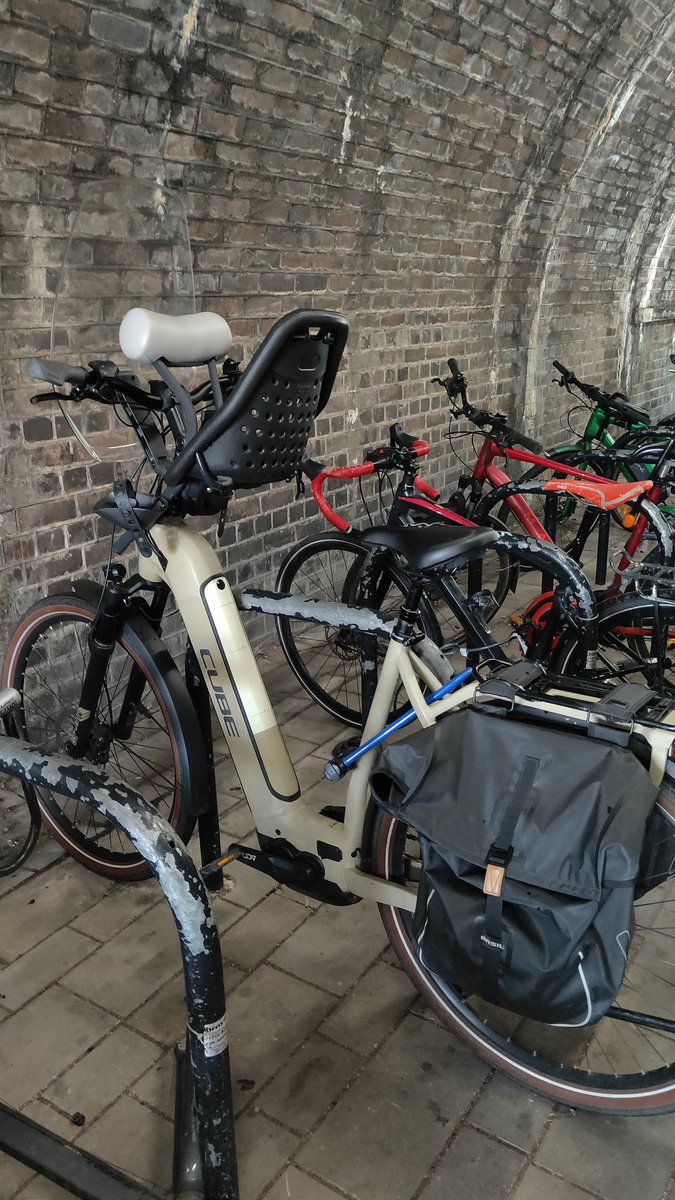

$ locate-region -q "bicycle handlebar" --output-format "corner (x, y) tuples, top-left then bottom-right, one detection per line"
(28, 359), (166, 414)
(311, 461), (375, 533)
(305, 435), (437, 533)
(436, 358), (544, 453)
(414, 475), (442, 501)
(552, 360), (650, 426)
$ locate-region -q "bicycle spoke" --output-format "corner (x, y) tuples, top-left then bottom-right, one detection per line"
(15, 608), (181, 871)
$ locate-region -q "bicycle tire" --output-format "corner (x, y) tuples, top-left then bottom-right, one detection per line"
(2, 591), (199, 880)
(368, 744), (675, 1113)
(552, 593), (675, 690)
(275, 532), (441, 726)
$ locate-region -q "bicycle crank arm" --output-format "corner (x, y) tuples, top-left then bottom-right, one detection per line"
(223, 840), (321, 889)
(217, 840), (361, 906)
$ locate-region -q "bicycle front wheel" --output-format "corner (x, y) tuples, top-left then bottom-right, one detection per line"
(2, 592), (199, 879)
(275, 532), (441, 726)
(369, 789), (675, 1113)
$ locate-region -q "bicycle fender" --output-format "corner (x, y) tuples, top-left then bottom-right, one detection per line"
(65, 579), (210, 817)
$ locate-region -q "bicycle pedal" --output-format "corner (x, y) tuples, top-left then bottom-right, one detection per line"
(319, 805), (346, 823)
(332, 736), (360, 758)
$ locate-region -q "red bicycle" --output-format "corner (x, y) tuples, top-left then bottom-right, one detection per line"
(435, 359), (674, 596)
(275, 422), (669, 725)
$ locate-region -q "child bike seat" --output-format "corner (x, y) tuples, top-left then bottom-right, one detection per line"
(179, 309), (349, 489)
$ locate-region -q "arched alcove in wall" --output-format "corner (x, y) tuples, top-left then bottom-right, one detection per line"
(627, 198), (675, 419)
(523, 18), (675, 445)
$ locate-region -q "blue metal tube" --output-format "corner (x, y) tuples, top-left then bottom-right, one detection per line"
(325, 667), (474, 780)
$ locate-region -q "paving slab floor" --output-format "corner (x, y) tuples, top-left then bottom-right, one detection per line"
(1, 621), (674, 1200)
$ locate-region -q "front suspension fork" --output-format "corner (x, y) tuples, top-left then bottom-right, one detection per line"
(65, 564), (128, 757)
(65, 568), (168, 758)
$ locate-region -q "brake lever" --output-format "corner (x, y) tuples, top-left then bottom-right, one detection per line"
(30, 391), (65, 405)
(365, 446), (394, 466)
(433, 374), (466, 402)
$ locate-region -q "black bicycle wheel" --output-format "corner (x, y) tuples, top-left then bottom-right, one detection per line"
(369, 785), (675, 1113)
(2, 592), (199, 879)
(275, 532), (441, 726)
(552, 593), (675, 691)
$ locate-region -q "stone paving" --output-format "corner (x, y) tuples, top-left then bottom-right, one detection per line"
(1, 644), (674, 1200)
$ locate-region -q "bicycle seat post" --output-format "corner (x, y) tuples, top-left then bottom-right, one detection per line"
(392, 577), (426, 645)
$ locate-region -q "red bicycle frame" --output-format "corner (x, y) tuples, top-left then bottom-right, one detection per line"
(473, 438), (664, 588)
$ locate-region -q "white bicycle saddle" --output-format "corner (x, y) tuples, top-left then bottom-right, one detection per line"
(119, 307), (233, 366)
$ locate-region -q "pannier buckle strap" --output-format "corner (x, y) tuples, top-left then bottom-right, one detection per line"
(483, 845), (512, 898)
(479, 757), (540, 993)
(484, 862), (506, 897)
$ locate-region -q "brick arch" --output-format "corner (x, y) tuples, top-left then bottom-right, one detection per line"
(487, 3), (627, 414)
(518, 6), (675, 441)
(623, 197), (675, 417)
(0, 0), (674, 636)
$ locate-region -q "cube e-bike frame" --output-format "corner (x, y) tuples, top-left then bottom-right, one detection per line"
(138, 520), (675, 883)
(138, 519), (477, 914)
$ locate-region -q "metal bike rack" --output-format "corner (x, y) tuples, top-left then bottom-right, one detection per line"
(0, 726), (239, 1200)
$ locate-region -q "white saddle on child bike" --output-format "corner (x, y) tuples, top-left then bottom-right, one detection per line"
(119, 307), (233, 366)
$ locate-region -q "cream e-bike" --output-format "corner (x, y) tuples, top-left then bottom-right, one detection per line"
(7, 302), (675, 1116)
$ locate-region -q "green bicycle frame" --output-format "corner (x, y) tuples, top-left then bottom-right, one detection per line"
(550, 400), (675, 518)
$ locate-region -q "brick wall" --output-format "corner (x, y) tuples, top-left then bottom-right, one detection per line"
(0, 0), (674, 642)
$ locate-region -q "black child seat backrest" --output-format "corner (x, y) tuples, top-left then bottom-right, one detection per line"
(201, 309), (349, 488)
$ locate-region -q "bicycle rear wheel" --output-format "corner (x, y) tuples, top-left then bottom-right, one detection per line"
(369, 780), (675, 1113)
(275, 532), (441, 726)
(2, 591), (199, 879)
(552, 593), (675, 691)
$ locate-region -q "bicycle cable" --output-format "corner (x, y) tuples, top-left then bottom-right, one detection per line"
(379, 471), (396, 520)
(358, 474), (375, 527)
(565, 403), (591, 438)
(443, 427), (484, 473)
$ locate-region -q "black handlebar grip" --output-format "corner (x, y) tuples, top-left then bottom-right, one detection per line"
(514, 431), (544, 454)
(607, 393), (651, 425)
(552, 360), (572, 379)
(504, 425), (543, 453)
(447, 358), (461, 379)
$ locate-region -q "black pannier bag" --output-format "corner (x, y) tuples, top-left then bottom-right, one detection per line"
(371, 705), (659, 1026)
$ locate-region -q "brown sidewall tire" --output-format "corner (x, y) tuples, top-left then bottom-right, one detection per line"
(370, 807), (675, 1114)
(3, 596), (193, 881)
